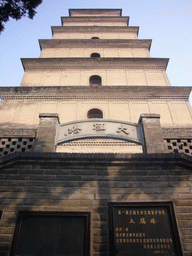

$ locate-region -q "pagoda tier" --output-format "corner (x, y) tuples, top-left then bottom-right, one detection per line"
(0, 85), (191, 127)
(20, 57), (170, 87)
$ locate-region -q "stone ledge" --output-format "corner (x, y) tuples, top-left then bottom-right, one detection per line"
(139, 114), (160, 123)
(163, 127), (192, 138)
(1, 86), (190, 98)
(51, 26), (139, 35)
(1, 86), (191, 102)
(69, 9), (122, 17)
(21, 58), (169, 70)
(39, 39), (152, 50)
(0, 129), (37, 138)
(39, 113), (60, 124)
(61, 16), (129, 26)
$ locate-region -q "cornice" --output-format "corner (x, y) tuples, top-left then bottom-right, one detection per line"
(51, 26), (139, 35)
(0, 86), (191, 101)
(61, 16), (129, 26)
(0, 152), (192, 169)
(162, 127), (192, 138)
(39, 39), (152, 50)
(0, 128), (37, 138)
(69, 9), (122, 17)
(21, 58), (169, 70)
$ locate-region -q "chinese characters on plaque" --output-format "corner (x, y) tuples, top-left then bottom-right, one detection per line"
(64, 123), (131, 136)
(109, 203), (183, 256)
(93, 123), (106, 132)
(65, 124), (106, 136)
(57, 120), (143, 145)
(116, 125), (129, 135)
(65, 126), (82, 136)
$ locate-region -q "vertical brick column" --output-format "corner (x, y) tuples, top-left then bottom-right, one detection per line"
(139, 114), (167, 153)
(33, 113), (60, 152)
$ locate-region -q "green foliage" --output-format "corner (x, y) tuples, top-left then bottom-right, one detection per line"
(0, 0), (43, 32)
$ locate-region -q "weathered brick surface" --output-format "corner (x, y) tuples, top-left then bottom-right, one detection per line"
(139, 114), (167, 153)
(163, 127), (192, 138)
(0, 153), (192, 255)
(33, 113), (59, 152)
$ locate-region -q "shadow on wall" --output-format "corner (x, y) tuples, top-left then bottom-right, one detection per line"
(0, 151), (191, 255)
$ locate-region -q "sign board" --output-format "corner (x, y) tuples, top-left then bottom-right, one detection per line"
(56, 119), (144, 145)
(109, 202), (183, 256)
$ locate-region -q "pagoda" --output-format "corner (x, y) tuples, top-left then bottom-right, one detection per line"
(0, 9), (191, 256)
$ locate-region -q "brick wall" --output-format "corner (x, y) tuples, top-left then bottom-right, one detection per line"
(0, 153), (192, 256)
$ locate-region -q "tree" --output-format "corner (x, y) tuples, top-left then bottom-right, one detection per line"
(0, 0), (43, 33)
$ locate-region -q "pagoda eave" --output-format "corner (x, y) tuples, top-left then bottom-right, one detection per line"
(69, 9), (122, 17)
(21, 58), (169, 71)
(39, 39), (152, 50)
(61, 16), (129, 26)
(0, 86), (191, 101)
(51, 26), (139, 35)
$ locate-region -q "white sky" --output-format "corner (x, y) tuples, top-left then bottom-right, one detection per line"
(0, 0), (191, 105)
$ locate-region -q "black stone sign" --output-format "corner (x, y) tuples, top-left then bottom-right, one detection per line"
(109, 202), (183, 256)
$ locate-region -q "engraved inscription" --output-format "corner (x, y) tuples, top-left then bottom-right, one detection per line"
(57, 120), (144, 145)
(64, 126), (82, 136)
(109, 203), (183, 256)
(116, 125), (129, 135)
(93, 123), (105, 132)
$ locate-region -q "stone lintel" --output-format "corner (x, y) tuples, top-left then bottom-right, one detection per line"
(39, 39), (152, 50)
(21, 58), (169, 71)
(139, 114), (167, 153)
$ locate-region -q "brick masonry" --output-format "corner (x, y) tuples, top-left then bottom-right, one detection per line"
(0, 153), (192, 256)
(139, 114), (167, 153)
(0, 86), (190, 104)
(33, 113), (60, 152)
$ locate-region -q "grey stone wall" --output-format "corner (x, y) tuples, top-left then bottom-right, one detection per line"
(0, 153), (192, 256)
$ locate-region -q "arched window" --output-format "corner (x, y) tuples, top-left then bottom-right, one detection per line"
(87, 109), (103, 119)
(91, 37), (99, 39)
(90, 53), (100, 58)
(89, 75), (101, 86)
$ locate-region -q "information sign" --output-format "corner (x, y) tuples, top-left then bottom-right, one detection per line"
(109, 202), (183, 256)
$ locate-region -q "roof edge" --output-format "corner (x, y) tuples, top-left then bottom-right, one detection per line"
(68, 9), (122, 17)
(0, 152), (192, 169)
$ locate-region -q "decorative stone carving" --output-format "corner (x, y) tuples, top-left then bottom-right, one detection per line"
(56, 119), (144, 145)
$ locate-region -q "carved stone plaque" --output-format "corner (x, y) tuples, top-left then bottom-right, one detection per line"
(56, 119), (144, 145)
(109, 202), (183, 256)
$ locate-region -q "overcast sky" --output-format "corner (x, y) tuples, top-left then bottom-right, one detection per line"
(0, 0), (191, 104)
